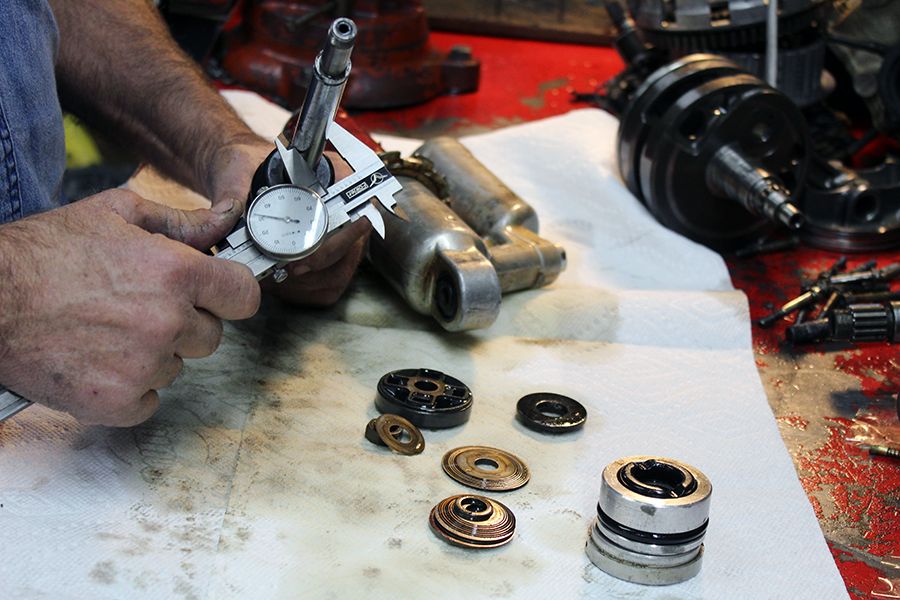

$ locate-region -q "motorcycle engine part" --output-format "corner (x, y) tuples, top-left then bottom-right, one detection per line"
(831, 301), (900, 343)
(375, 368), (473, 429)
(246, 184), (329, 261)
(368, 138), (567, 331)
(800, 157), (900, 252)
(516, 393), (587, 434)
(219, 0), (480, 110)
(414, 137), (567, 293)
(627, 0), (829, 106)
(378, 151), (450, 200)
(367, 176), (502, 331)
(618, 53), (809, 250)
(364, 414), (425, 456)
(441, 446), (530, 492)
(630, 0), (827, 51)
(429, 494), (516, 549)
(828, 1), (900, 134)
(585, 456), (712, 585)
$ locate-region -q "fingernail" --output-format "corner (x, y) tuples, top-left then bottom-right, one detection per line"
(212, 198), (235, 215)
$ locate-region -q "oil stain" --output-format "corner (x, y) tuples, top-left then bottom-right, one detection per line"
(89, 560), (117, 584)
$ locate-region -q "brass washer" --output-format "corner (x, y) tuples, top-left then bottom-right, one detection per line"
(429, 494), (516, 549)
(441, 445), (530, 491)
(365, 414), (425, 455)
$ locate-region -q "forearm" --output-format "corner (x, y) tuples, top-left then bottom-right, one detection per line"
(0, 219), (49, 375)
(48, 0), (262, 197)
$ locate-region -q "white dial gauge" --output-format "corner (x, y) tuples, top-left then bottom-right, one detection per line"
(246, 184), (329, 261)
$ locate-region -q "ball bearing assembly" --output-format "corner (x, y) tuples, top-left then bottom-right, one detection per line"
(585, 456), (712, 585)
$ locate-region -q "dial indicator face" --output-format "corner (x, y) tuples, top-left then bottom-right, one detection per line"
(247, 184), (329, 261)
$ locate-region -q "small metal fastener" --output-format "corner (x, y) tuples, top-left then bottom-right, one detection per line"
(364, 414), (425, 456)
(441, 446), (530, 492)
(516, 392), (587, 434)
(429, 494), (516, 549)
(272, 268), (288, 283)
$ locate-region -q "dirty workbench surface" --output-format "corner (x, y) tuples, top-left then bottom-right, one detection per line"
(351, 31), (900, 600)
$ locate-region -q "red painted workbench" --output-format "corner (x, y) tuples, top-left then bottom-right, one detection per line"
(350, 31), (900, 599)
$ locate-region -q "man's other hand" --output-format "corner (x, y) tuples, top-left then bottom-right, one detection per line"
(0, 189), (260, 426)
(207, 139), (371, 307)
(262, 217), (371, 307)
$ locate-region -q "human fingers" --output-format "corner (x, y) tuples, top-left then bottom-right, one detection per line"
(188, 255), (261, 321)
(265, 233), (367, 306)
(325, 149), (352, 181)
(174, 308), (223, 358)
(90, 390), (161, 428)
(290, 217), (371, 275)
(206, 138), (271, 207)
(103, 189), (243, 250)
(149, 355), (184, 390)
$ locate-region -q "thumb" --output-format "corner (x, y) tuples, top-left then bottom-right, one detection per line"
(109, 191), (244, 250)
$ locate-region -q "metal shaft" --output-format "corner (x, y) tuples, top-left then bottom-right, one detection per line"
(289, 18), (357, 171)
(0, 385), (32, 421)
(831, 301), (900, 342)
(708, 145), (804, 230)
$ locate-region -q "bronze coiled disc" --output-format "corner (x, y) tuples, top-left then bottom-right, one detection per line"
(364, 414), (425, 455)
(429, 494), (516, 549)
(441, 446), (530, 491)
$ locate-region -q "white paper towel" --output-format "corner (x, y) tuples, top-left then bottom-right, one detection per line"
(0, 92), (848, 599)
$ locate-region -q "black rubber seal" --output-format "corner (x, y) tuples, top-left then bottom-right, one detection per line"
(596, 504), (708, 546)
(375, 368), (473, 429)
(516, 393), (586, 434)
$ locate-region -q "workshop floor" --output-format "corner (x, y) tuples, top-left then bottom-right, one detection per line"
(350, 31), (900, 600)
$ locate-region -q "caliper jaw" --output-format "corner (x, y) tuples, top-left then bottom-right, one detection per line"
(214, 121), (402, 281)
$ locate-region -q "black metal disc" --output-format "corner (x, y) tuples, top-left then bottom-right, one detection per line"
(642, 77), (808, 249)
(516, 393), (587, 434)
(375, 368), (473, 429)
(618, 54), (746, 199)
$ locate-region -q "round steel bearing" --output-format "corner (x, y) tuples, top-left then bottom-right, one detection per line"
(586, 455), (712, 585)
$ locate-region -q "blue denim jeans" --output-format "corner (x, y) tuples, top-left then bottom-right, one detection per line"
(0, 1), (66, 224)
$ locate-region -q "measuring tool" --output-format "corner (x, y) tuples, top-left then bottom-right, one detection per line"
(0, 17), (402, 423)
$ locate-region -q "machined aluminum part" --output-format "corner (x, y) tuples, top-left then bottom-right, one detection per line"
(368, 137), (566, 332)
(441, 446), (530, 492)
(585, 526), (704, 586)
(414, 137), (567, 293)
(586, 456), (712, 585)
(364, 414), (425, 456)
(367, 177), (501, 331)
(429, 494), (516, 549)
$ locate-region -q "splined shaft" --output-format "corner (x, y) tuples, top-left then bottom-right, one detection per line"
(708, 145), (804, 230)
(831, 301), (900, 343)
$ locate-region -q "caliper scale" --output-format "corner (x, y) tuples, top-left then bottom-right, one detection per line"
(0, 17), (402, 422)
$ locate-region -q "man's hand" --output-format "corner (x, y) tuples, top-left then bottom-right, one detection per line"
(0, 190), (260, 426)
(261, 218), (371, 307)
